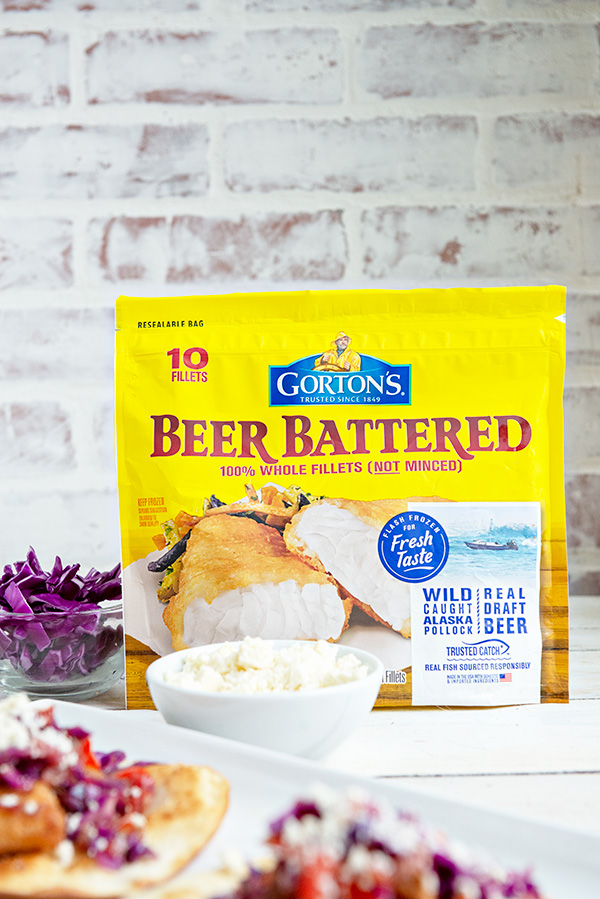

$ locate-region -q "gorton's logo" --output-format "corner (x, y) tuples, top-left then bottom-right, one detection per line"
(269, 331), (411, 407)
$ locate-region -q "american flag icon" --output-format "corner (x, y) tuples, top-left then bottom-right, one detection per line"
(499, 673), (512, 683)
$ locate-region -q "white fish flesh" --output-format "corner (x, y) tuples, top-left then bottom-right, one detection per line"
(285, 496), (449, 637)
(182, 580), (347, 646)
(163, 513), (351, 649)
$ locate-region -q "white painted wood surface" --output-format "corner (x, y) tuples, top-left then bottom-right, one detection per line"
(324, 594), (600, 836)
(100, 595), (600, 836)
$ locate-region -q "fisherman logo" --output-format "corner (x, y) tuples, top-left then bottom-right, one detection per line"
(269, 331), (411, 407)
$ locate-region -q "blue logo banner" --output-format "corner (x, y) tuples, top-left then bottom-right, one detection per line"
(269, 354), (411, 407)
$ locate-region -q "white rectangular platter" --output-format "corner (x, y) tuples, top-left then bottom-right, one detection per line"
(50, 702), (600, 899)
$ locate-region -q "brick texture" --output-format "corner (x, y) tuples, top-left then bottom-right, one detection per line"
(566, 474), (600, 552)
(581, 207), (600, 277)
(0, 31), (69, 106)
(494, 116), (600, 195)
(89, 217), (167, 282)
(0, 126), (209, 199)
(168, 213), (347, 280)
(361, 207), (576, 281)
(505, 0), (600, 7)
(568, 570), (600, 596)
(0, 219), (72, 289)
(564, 387), (600, 468)
(3, 0), (201, 8)
(93, 399), (119, 476)
(0, 309), (115, 379)
(0, 490), (121, 575)
(359, 24), (590, 98)
(86, 30), (343, 105)
(567, 294), (600, 365)
(0, 403), (74, 474)
(224, 117), (478, 192)
(247, 0), (475, 8)
(89, 213), (347, 282)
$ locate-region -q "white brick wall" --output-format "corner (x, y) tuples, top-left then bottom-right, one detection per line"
(86, 29), (344, 105)
(0, 30), (69, 105)
(0, 125), (210, 197)
(361, 206), (579, 280)
(358, 23), (592, 98)
(0, 219), (73, 288)
(223, 117), (479, 192)
(0, 0), (598, 591)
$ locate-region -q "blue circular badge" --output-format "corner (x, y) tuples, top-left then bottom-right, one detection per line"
(378, 510), (449, 583)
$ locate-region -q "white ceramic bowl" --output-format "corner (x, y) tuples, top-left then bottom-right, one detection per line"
(146, 640), (383, 759)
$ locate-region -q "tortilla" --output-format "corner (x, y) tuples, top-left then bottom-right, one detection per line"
(0, 764), (228, 899)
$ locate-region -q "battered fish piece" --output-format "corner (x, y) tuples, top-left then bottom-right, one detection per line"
(285, 496), (450, 637)
(0, 782), (66, 855)
(0, 765), (228, 899)
(163, 515), (352, 650)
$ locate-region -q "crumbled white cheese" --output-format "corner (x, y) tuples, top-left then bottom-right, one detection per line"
(164, 637), (368, 694)
(281, 783), (421, 863)
(23, 800), (39, 815)
(346, 844), (394, 879)
(0, 793), (19, 808)
(54, 839), (75, 868)
(0, 694), (77, 765)
(452, 876), (482, 899)
(218, 847), (251, 880)
(67, 812), (82, 835)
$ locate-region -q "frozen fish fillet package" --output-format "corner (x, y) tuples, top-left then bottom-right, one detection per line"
(115, 287), (568, 709)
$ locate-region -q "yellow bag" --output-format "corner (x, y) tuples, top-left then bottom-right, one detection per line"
(115, 287), (567, 708)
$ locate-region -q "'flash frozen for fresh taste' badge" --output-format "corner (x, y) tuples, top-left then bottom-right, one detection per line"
(378, 512), (449, 583)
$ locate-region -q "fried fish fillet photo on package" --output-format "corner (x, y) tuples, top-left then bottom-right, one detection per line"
(115, 287), (568, 710)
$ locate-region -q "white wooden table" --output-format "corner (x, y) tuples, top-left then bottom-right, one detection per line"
(99, 595), (600, 837)
(325, 595), (600, 836)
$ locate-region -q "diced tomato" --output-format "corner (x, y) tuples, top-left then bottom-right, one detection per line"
(348, 882), (391, 899)
(37, 706), (55, 728)
(114, 765), (152, 785)
(152, 534), (167, 550)
(79, 736), (101, 771)
(296, 856), (339, 899)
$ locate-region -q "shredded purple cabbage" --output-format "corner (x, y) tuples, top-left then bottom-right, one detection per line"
(0, 747), (53, 791)
(59, 764), (154, 868)
(0, 703), (154, 870)
(269, 800), (321, 838)
(96, 749), (128, 773)
(0, 548), (122, 683)
(224, 795), (544, 899)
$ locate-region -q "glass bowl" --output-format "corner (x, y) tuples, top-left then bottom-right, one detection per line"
(0, 600), (124, 701)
